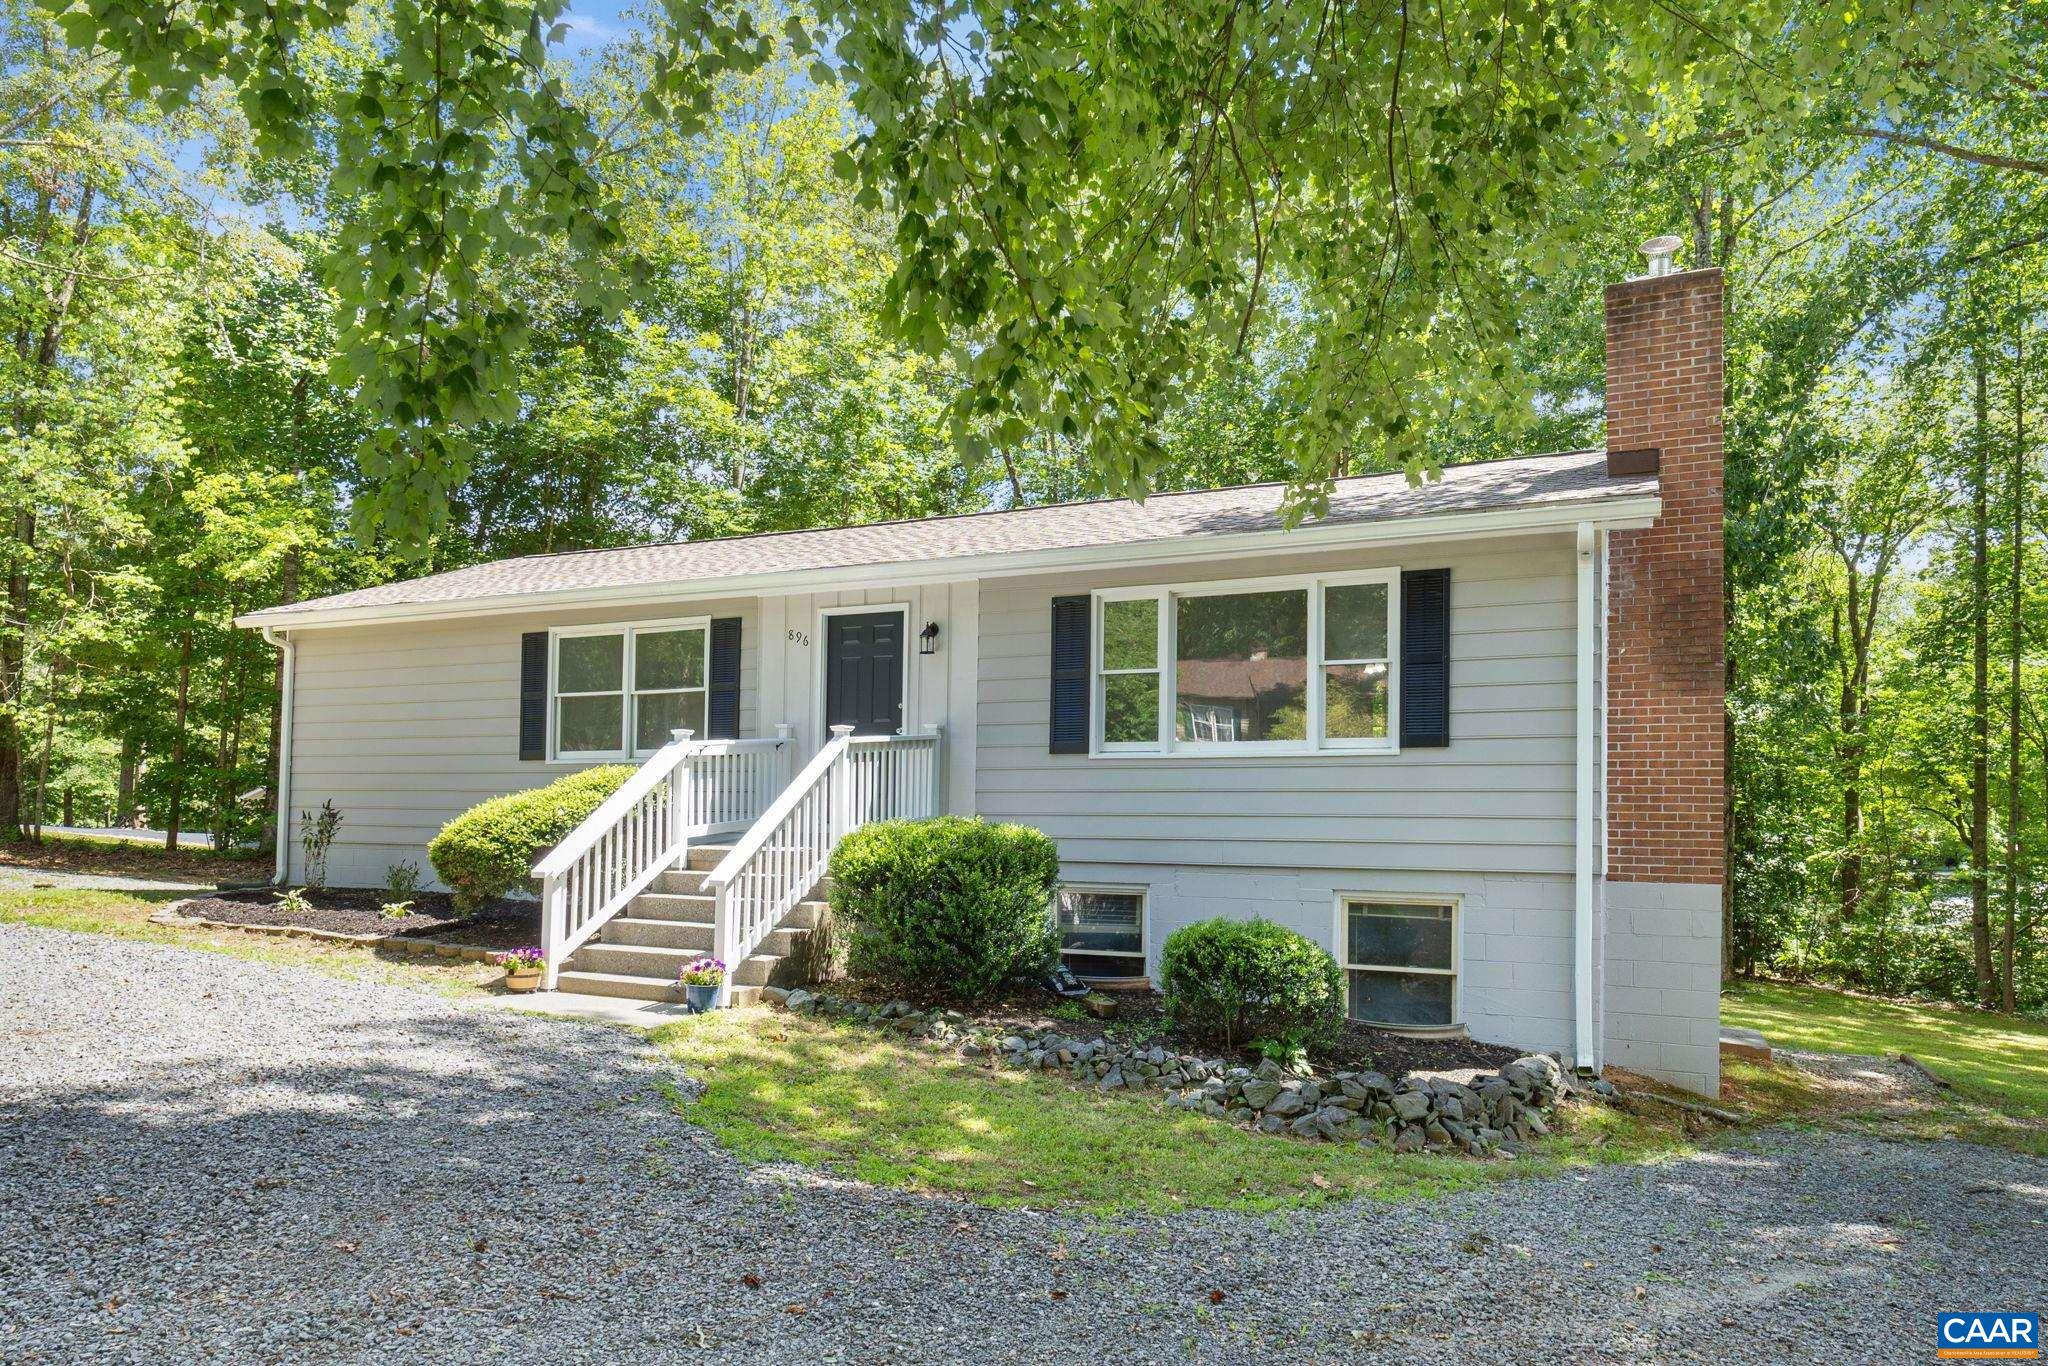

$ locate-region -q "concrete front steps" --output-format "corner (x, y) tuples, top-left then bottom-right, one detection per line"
(555, 842), (826, 1007)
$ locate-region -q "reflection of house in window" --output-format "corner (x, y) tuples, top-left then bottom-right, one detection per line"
(1177, 701), (1238, 742)
(1173, 650), (1307, 742)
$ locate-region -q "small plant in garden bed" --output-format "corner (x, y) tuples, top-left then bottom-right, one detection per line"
(298, 801), (343, 889)
(273, 887), (315, 917)
(379, 900), (414, 921)
(384, 860), (421, 899)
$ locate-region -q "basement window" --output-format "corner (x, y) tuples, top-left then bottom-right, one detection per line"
(1055, 886), (1147, 981)
(1341, 897), (1459, 1028)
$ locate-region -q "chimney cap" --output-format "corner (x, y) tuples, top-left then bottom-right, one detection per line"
(1640, 234), (1685, 277)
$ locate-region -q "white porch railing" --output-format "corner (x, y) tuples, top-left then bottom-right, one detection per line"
(703, 723), (944, 1004)
(533, 729), (793, 988)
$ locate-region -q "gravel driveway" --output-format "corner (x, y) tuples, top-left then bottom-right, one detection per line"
(3, 924), (2042, 1364)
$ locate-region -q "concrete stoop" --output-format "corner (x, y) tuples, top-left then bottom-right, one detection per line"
(553, 845), (826, 1008)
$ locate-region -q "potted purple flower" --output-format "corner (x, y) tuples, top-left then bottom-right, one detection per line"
(498, 946), (544, 993)
(678, 956), (726, 1013)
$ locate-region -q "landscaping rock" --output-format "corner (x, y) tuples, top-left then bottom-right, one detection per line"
(1390, 1090), (1432, 1123)
(766, 988), (1573, 1158)
(1264, 1087), (1308, 1119)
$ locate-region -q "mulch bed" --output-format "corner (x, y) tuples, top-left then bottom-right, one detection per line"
(176, 886), (539, 952)
(821, 979), (1524, 1081)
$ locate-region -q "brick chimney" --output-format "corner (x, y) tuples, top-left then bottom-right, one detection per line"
(1603, 259), (1725, 885)
(1598, 248), (1725, 1096)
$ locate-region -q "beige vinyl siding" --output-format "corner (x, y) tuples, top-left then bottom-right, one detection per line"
(975, 531), (1581, 1054)
(283, 596), (759, 889)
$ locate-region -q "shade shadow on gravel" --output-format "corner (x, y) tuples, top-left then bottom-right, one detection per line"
(2, 924), (2043, 1364)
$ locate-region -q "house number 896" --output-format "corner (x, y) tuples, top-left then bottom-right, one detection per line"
(786, 629), (810, 647)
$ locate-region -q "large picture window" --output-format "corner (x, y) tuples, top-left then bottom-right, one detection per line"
(1342, 897), (1457, 1028)
(1091, 571), (1398, 755)
(552, 621), (708, 759)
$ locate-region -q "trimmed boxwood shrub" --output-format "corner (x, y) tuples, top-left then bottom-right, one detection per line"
(428, 765), (634, 912)
(827, 816), (1061, 1001)
(1158, 918), (1345, 1052)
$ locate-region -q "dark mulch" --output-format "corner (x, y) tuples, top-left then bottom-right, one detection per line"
(177, 886), (538, 952)
(823, 979), (1525, 1081)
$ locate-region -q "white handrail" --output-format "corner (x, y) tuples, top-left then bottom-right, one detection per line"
(532, 734), (696, 882)
(703, 724), (944, 1004)
(533, 729), (791, 989)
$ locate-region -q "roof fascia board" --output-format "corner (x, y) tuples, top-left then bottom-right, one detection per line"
(236, 494), (1661, 632)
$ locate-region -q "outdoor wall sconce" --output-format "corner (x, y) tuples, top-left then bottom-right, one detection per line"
(919, 621), (940, 655)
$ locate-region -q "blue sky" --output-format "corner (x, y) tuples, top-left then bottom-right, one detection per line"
(556, 1), (643, 58)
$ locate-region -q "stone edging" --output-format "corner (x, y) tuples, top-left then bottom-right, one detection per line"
(148, 901), (505, 964)
(774, 988), (1615, 1158)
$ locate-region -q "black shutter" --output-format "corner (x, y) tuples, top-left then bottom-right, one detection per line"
(1048, 594), (1091, 754)
(707, 617), (742, 738)
(518, 631), (549, 760)
(1400, 569), (1451, 748)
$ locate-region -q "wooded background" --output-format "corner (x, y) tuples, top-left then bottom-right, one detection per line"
(3, 0), (2041, 1011)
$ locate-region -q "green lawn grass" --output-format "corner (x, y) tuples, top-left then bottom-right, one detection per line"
(651, 1008), (1692, 1214)
(1722, 978), (2048, 1120)
(0, 887), (502, 997)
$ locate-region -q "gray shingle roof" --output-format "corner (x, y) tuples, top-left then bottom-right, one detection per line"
(249, 449), (1651, 624)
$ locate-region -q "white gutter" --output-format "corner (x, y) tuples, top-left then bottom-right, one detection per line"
(1572, 521), (1599, 1072)
(235, 494), (1661, 632)
(261, 626), (296, 886)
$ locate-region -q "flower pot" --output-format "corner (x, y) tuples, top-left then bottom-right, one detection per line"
(684, 982), (719, 1014)
(504, 966), (542, 994)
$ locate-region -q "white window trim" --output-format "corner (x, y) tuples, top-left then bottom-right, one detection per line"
(1055, 883), (1150, 977)
(1333, 892), (1461, 1028)
(548, 615), (712, 762)
(1088, 567), (1401, 758)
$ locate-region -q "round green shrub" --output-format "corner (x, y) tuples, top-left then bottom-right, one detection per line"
(428, 765), (634, 912)
(1158, 918), (1344, 1052)
(827, 816), (1061, 1001)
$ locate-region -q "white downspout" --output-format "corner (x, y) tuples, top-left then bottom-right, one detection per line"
(1573, 522), (1599, 1072)
(261, 626), (296, 886)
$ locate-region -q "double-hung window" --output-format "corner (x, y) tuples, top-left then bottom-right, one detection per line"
(1090, 571), (1398, 754)
(551, 620), (709, 759)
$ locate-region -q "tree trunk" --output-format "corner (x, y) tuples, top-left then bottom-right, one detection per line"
(116, 735), (139, 827)
(2005, 309), (2026, 1013)
(164, 629), (193, 852)
(0, 509), (29, 841)
(60, 786), (72, 826)
(29, 660), (58, 842)
(1970, 354), (1995, 1008)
